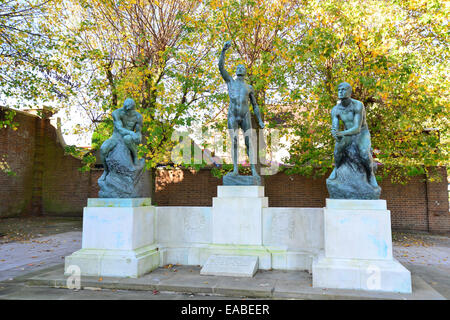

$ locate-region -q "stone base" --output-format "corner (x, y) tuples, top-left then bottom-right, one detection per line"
(65, 245), (160, 278)
(267, 247), (317, 272)
(200, 255), (258, 277)
(312, 199), (412, 293)
(325, 136), (381, 200)
(223, 173), (262, 186)
(313, 254), (412, 293)
(64, 198), (159, 278)
(326, 176), (381, 200)
(98, 137), (149, 198)
(87, 198), (152, 207)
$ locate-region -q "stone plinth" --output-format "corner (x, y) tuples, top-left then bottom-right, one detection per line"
(205, 186), (271, 273)
(212, 186), (267, 246)
(64, 198), (159, 278)
(223, 173), (262, 186)
(312, 199), (412, 293)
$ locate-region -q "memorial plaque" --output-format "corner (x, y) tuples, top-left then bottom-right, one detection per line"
(200, 255), (258, 277)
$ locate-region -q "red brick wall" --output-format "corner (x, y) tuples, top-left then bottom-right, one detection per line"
(427, 167), (450, 233)
(264, 172), (328, 208)
(155, 169), (221, 206)
(0, 110), (36, 217)
(0, 108), (94, 217)
(41, 124), (92, 216)
(380, 174), (429, 231)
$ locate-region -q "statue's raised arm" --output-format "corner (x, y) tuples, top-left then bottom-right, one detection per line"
(218, 41), (232, 83)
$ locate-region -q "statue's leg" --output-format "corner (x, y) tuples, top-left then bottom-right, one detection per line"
(123, 134), (138, 165)
(228, 116), (239, 175)
(328, 141), (340, 180)
(99, 138), (116, 180)
(358, 130), (378, 188)
(242, 114), (258, 177)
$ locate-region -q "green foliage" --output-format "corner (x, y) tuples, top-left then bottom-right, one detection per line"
(283, 0), (449, 182)
(211, 163), (254, 178)
(64, 145), (96, 172)
(91, 119), (113, 150)
(0, 0), (73, 111)
(0, 154), (15, 176)
(0, 108), (18, 130)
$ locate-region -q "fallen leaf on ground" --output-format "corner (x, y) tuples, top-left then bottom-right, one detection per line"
(84, 287), (102, 291)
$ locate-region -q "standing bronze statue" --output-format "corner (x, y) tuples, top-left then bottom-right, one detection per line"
(326, 82), (381, 199)
(219, 41), (265, 185)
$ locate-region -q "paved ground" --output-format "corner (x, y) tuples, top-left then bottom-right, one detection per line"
(0, 217), (449, 300)
(0, 231), (82, 282)
(0, 216), (82, 244)
(0, 217), (82, 281)
(392, 231), (450, 299)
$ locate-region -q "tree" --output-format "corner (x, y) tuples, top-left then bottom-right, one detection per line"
(0, 0), (73, 128)
(281, 0), (449, 181)
(52, 0), (219, 167)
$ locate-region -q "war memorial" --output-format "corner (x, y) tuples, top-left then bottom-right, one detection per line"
(64, 42), (412, 295)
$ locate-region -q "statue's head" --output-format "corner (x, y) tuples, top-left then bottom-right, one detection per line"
(235, 64), (246, 77)
(123, 98), (136, 111)
(337, 82), (352, 100)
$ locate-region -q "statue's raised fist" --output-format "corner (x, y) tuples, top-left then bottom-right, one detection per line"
(223, 41), (232, 51)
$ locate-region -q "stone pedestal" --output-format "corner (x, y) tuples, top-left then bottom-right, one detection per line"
(312, 199), (412, 293)
(201, 186), (271, 275)
(64, 198), (159, 278)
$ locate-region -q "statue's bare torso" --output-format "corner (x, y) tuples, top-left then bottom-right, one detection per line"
(227, 81), (252, 122)
(332, 99), (368, 133)
(112, 109), (141, 137)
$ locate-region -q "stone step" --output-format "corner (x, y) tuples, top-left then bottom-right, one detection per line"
(25, 265), (445, 300)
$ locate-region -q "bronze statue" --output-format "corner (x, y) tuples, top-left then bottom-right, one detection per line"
(219, 41), (265, 184)
(327, 82), (381, 199)
(98, 98), (147, 198)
